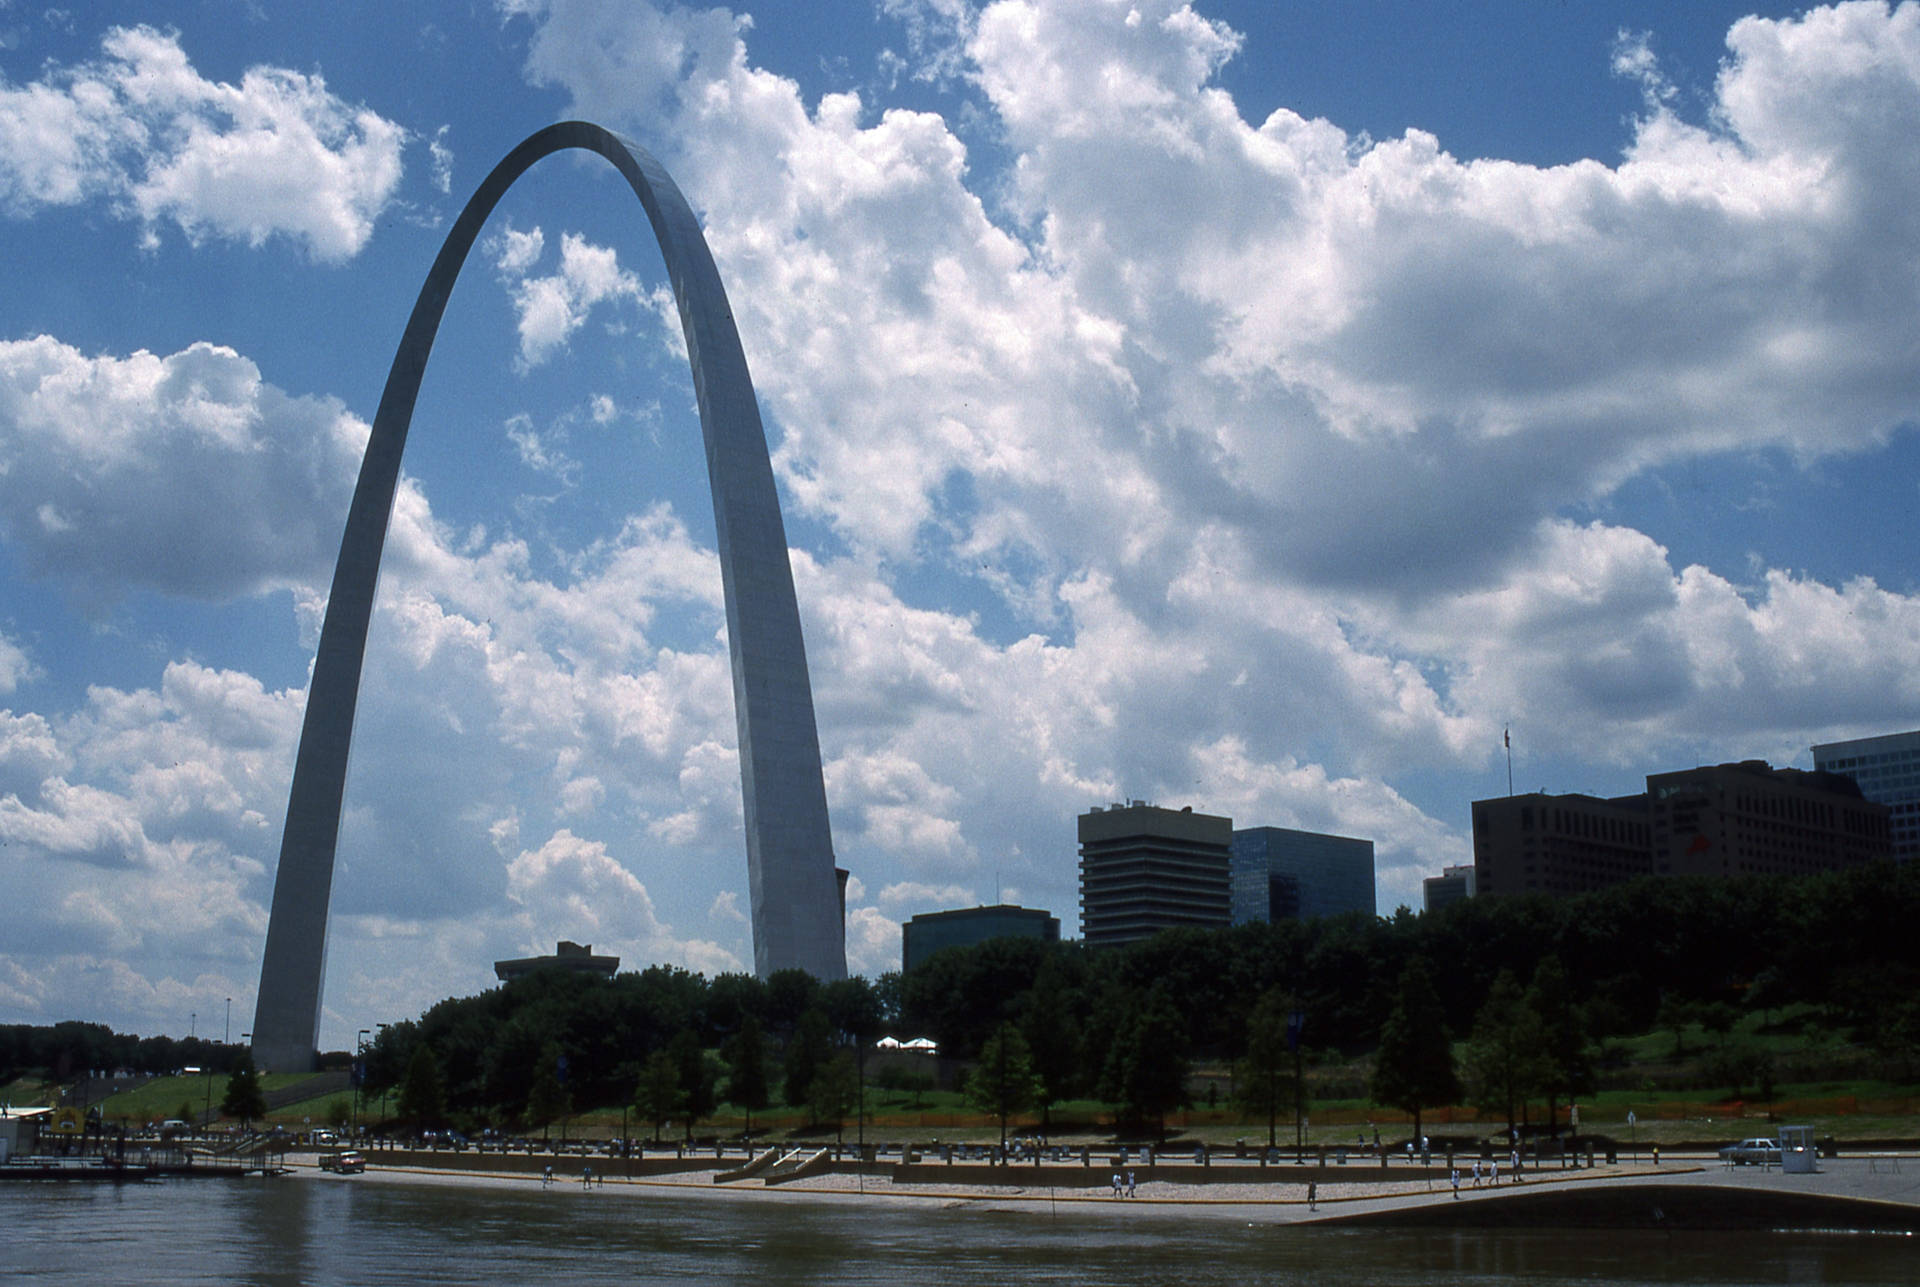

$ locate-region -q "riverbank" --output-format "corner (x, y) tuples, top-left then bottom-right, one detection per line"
(297, 1150), (1920, 1231)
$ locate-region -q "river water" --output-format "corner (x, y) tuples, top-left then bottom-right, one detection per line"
(4, 1176), (1914, 1285)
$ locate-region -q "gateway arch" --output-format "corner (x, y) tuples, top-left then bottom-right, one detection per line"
(251, 122), (846, 1072)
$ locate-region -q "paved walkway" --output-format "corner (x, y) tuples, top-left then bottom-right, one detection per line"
(296, 1150), (1920, 1229)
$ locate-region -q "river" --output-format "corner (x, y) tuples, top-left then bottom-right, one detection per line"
(4, 1175), (1915, 1284)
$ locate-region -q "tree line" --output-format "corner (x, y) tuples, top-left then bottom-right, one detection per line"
(360, 861), (1919, 1136)
(9, 862), (1916, 1136)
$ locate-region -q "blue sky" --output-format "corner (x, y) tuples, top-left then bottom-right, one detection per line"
(2, 0), (1916, 1052)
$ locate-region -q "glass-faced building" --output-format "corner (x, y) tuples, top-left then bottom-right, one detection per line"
(1230, 826), (1377, 923)
(1812, 729), (1920, 863)
(901, 904), (1060, 973)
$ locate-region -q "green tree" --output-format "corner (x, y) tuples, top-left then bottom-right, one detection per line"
(669, 1029), (716, 1141)
(1656, 996), (1698, 1058)
(1232, 990), (1293, 1149)
(632, 1050), (684, 1142)
(1019, 958), (1082, 1138)
(808, 1050), (860, 1141)
(525, 1043), (570, 1136)
(396, 1043), (447, 1132)
(1462, 970), (1546, 1143)
(1370, 959), (1459, 1146)
(1527, 958), (1593, 1131)
(1100, 984), (1189, 1139)
(963, 1022), (1041, 1149)
(783, 1008), (833, 1108)
(219, 1051), (267, 1128)
(722, 1014), (770, 1137)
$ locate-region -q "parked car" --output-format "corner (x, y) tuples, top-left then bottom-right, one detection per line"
(1718, 1137), (1782, 1166)
(319, 1150), (367, 1174)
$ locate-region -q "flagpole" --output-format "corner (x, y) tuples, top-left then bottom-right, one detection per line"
(1505, 727), (1514, 797)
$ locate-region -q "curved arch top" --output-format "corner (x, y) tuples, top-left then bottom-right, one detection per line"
(252, 122), (845, 1071)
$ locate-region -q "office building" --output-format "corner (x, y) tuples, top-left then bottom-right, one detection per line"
(1422, 863), (1476, 913)
(901, 904), (1060, 973)
(1812, 729), (1920, 862)
(1473, 759), (1890, 899)
(1472, 792), (1652, 899)
(1230, 826), (1377, 922)
(1078, 802), (1233, 947)
(1648, 761), (1890, 878)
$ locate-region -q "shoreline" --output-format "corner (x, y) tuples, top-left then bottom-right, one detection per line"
(293, 1154), (1920, 1230)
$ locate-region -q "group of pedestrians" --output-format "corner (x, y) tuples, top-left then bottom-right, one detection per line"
(539, 1163), (597, 1189)
(1108, 1170), (1137, 1197)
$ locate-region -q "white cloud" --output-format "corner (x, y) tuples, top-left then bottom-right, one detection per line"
(10, 2), (1920, 1040)
(0, 336), (365, 604)
(875, 880), (975, 914)
(844, 904), (902, 976)
(428, 123), (454, 194)
(0, 630), (36, 694)
(504, 828), (743, 973)
(490, 224), (646, 367)
(0, 25), (406, 259)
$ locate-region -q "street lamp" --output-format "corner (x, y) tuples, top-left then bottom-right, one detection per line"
(375, 1023), (392, 1121)
(356, 1029), (371, 1138)
(225, 997), (231, 1046)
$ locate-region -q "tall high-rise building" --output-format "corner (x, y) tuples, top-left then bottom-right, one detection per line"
(1078, 802), (1232, 948)
(1230, 827), (1377, 923)
(1812, 729), (1920, 863)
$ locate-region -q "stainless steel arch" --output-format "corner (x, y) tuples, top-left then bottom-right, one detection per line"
(251, 122), (845, 1072)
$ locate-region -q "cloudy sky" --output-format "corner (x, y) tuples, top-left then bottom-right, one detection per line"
(2, 0), (1916, 1051)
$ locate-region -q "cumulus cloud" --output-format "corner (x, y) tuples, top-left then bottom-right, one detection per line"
(489, 224), (646, 366)
(0, 631), (36, 694)
(493, 0), (1920, 901)
(0, 25), (406, 259)
(504, 829), (742, 973)
(0, 336), (365, 604)
(11, 1), (1920, 1042)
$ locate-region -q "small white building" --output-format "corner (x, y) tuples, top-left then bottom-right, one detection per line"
(0, 1106), (51, 1162)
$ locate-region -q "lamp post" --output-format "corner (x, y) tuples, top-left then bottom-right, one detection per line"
(375, 1023), (392, 1122)
(224, 997), (231, 1046)
(356, 1029), (370, 1139)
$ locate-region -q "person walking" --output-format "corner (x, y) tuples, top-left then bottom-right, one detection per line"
(1126, 1170), (1137, 1198)
(1450, 1168), (1460, 1199)
(542, 1164), (553, 1188)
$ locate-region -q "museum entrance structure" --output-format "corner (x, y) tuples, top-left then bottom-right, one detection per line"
(251, 122), (846, 1073)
